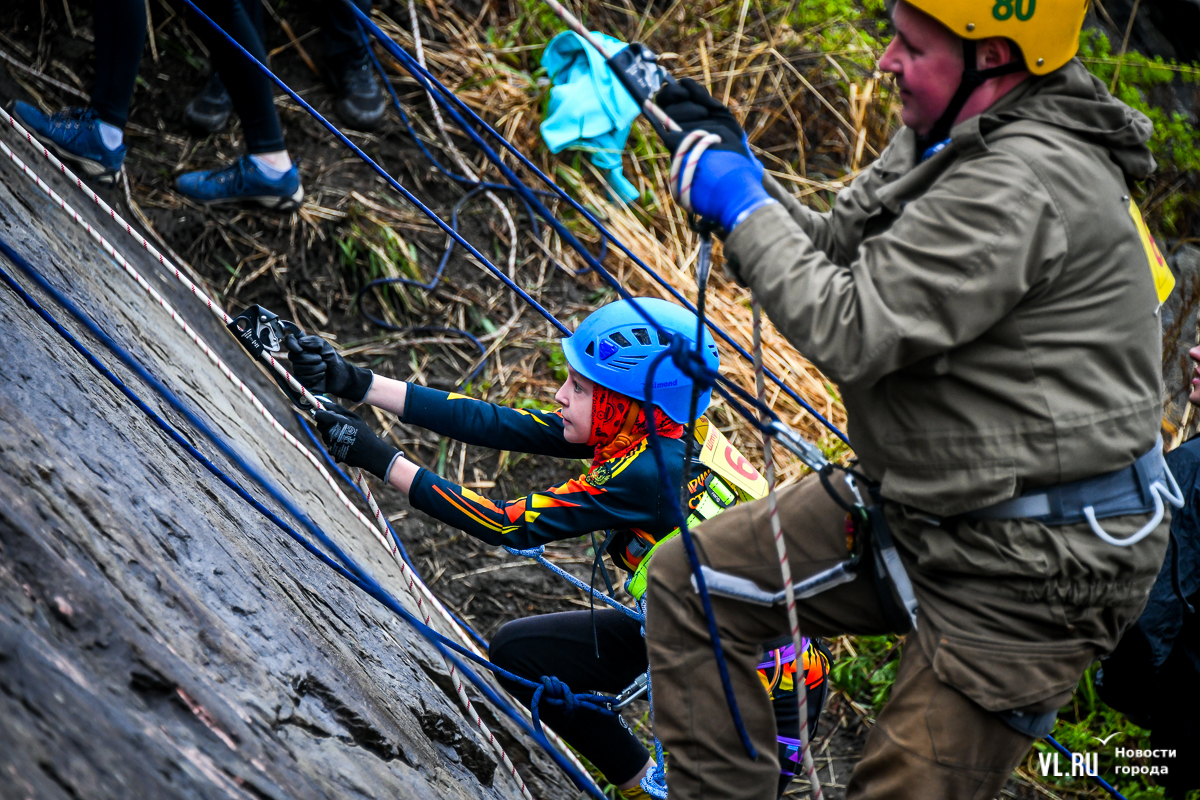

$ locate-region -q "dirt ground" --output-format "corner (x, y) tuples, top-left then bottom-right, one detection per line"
(0, 2), (1053, 796)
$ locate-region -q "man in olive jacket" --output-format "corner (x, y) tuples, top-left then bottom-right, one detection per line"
(645, 0), (1177, 797)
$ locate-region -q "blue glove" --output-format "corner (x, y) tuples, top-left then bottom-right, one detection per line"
(680, 148), (775, 233)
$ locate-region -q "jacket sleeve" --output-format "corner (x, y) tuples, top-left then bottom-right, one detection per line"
(762, 173), (839, 257)
(402, 383), (593, 459)
(726, 150), (1064, 388)
(407, 462), (661, 549)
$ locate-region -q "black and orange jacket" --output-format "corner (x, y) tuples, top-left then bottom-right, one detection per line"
(403, 384), (685, 571)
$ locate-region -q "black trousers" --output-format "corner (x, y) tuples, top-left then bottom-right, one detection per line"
(91, 0), (372, 149)
(187, 0), (285, 153)
(491, 610), (817, 791)
(91, 0), (146, 128)
(322, 0), (374, 71)
(88, 0), (282, 150)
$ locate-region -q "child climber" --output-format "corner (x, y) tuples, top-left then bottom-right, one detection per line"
(286, 297), (830, 797)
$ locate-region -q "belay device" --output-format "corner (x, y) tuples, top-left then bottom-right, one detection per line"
(226, 304), (314, 410)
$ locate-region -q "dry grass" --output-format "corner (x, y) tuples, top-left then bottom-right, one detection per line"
(358, 0), (896, 480)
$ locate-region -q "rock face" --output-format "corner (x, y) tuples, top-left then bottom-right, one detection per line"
(0, 146), (573, 798)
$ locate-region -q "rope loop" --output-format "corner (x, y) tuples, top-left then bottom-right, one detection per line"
(536, 676), (580, 717)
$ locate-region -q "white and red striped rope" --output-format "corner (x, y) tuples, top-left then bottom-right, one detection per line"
(753, 300), (822, 800)
(0, 106), (595, 798)
(668, 130), (722, 214)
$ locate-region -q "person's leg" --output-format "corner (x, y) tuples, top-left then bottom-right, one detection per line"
(322, 0), (371, 70)
(844, 640), (1034, 800)
(177, 0), (301, 207)
(645, 474), (897, 800)
(183, 0), (264, 134)
(91, 0), (147, 128)
(10, 0), (141, 180)
(320, 0), (386, 129)
(491, 610), (652, 787)
(188, 0), (285, 154)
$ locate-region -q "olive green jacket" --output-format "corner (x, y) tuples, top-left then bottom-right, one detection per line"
(726, 59), (1166, 518)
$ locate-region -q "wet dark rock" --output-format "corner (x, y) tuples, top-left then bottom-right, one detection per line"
(0, 140), (573, 798)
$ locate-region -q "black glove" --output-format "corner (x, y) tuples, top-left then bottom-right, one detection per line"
(284, 334), (374, 402)
(314, 403), (401, 482)
(655, 77), (753, 159)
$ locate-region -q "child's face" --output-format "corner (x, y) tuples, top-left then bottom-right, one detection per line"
(555, 366), (595, 444)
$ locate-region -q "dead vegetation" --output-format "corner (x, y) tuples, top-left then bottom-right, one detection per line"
(5, 0), (1184, 795)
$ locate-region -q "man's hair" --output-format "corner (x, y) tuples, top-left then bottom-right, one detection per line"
(1005, 39), (1026, 70)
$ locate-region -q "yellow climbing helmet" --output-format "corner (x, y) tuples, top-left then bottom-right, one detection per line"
(904, 0), (1090, 75)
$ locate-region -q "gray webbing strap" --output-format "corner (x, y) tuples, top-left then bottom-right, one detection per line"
(692, 562), (857, 607)
(867, 504), (919, 631)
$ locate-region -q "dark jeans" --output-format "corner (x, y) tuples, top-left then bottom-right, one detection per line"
(91, 0), (147, 128)
(88, 0), (283, 151)
(324, 0), (373, 70)
(90, 0), (370, 149)
(189, 0), (285, 153)
(491, 610), (815, 792)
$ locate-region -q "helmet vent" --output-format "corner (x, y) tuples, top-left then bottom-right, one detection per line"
(658, 329), (671, 346)
(608, 355), (648, 372)
(610, 331), (632, 348)
(585, 341), (595, 357)
(632, 327), (652, 346)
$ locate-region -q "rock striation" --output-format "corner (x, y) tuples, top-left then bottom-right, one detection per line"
(0, 142), (573, 799)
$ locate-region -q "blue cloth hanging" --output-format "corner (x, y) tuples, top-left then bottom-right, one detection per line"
(540, 30), (641, 204)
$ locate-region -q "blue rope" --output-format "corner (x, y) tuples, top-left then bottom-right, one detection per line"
(172, 8), (804, 765)
(642, 346), (759, 760)
(177, 0), (571, 339)
(0, 236), (610, 799)
(347, 3), (848, 445)
(293, 410), (492, 653)
(166, 2), (847, 783)
(356, 21), (602, 280)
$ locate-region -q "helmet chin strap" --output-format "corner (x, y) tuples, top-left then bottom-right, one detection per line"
(916, 38), (1026, 157)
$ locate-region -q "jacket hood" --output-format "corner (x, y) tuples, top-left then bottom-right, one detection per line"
(977, 58), (1156, 179)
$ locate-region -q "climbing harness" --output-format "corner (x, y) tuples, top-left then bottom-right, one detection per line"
(966, 438), (1184, 548)
(0, 4), (1148, 797)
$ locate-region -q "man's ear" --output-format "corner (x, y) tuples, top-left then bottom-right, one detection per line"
(977, 36), (1018, 70)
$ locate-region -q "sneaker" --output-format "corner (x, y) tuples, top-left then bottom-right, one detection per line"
(330, 61), (387, 131)
(184, 72), (232, 134)
(10, 102), (125, 184)
(175, 155), (304, 210)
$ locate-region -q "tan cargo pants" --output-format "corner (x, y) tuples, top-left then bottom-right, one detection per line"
(644, 474), (1163, 800)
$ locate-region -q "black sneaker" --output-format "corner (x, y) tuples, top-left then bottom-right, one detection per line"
(331, 61), (387, 131)
(185, 72), (233, 134)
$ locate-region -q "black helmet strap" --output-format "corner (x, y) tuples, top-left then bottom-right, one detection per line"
(916, 38), (1027, 157)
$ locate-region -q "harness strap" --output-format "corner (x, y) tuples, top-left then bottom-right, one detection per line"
(866, 503), (920, 632)
(966, 438), (1184, 548)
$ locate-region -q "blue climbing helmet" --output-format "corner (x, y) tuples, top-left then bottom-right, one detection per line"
(560, 297), (720, 424)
